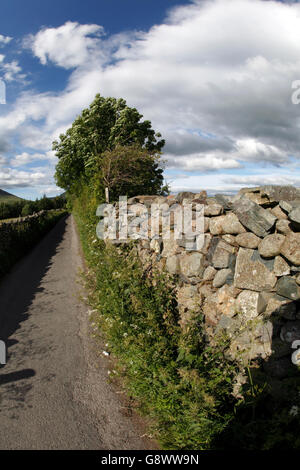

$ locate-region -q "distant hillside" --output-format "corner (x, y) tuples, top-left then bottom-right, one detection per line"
(0, 189), (23, 203)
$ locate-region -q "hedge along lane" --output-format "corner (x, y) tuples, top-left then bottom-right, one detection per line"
(0, 209), (67, 280)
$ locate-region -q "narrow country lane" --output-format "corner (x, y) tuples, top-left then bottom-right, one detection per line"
(0, 215), (152, 450)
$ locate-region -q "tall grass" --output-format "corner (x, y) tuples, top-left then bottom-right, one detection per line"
(73, 187), (300, 450)
(73, 189), (238, 449)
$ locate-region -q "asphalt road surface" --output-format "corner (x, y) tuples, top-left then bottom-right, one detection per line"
(0, 215), (153, 450)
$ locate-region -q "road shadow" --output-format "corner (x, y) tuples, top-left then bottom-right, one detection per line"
(0, 216), (68, 369)
(0, 369), (36, 385)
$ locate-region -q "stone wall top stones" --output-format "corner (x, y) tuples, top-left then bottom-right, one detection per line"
(106, 185), (300, 381)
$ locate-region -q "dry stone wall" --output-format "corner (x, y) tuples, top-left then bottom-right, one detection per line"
(105, 185), (300, 385)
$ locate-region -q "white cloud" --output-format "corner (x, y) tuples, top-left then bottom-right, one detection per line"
(167, 170), (300, 195)
(27, 21), (105, 69)
(224, 174), (300, 187)
(166, 153), (242, 171)
(1, 59), (25, 82)
(2, 1), (300, 192)
(10, 152), (52, 167)
(0, 35), (12, 45)
(0, 168), (48, 188)
(235, 139), (288, 164)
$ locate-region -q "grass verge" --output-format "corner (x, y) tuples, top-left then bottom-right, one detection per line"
(73, 195), (239, 450)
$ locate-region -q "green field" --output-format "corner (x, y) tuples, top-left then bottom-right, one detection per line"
(0, 189), (23, 203)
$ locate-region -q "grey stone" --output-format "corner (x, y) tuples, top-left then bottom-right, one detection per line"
(238, 187), (270, 206)
(276, 219), (291, 234)
(238, 187), (261, 195)
(213, 269), (232, 288)
(203, 217), (210, 233)
(177, 284), (199, 312)
(276, 276), (300, 300)
(257, 321), (273, 344)
(222, 212), (247, 234)
(257, 292), (273, 314)
(222, 234), (236, 246)
(279, 200), (293, 214)
(289, 207), (300, 226)
(214, 194), (233, 210)
(245, 192), (270, 206)
(273, 256), (290, 277)
(212, 240), (234, 268)
(232, 196), (276, 237)
(251, 250), (274, 272)
(166, 255), (180, 275)
(206, 236), (220, 264)
(261, 185), (300, 202)
(179, 252), (205, 278)
(204, 204), (223, 216)
(209, 216), (224, 235)
(161, 238), (178, 257)
(279, 199), (300, 214)
(227, 252), (236, 271)
(235, 232), (261, 249)
(175, 192), (196, 204)
(196, 233), (211, 255)
(280, 232), (300, 265)
(291, 265), (300, 273)
(202, 266), (217, 281)
(270, 205), (288, 220)
(258, 234), (285, 258)
(177, 236), (196, 249)
(209, 213), (246, 235)
(266, 294), (297, 319)
(234, 248), (277, 291)
(215, 315), (240, 337)
(150, 238), (162, 254)
(236, 290), (260, 320)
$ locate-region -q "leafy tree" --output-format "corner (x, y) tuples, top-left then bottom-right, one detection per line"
(0, 194), (66, 220)
(53, 94), (165, 193)
(94, 144), (167, 201)
(21, 201), (36, 216)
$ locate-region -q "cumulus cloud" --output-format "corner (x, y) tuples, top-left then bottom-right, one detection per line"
(9, 152), (53, 167)
(0, 168), (48, 188)
(0, 34), (24, 83)
(166, 153), (242, 171)
(2, 0), (300, 192)
(1, 59), (25, 82)
(27, 21), (105, 69)
(224, 174), (300, 187)
(0, 35), (12, 45)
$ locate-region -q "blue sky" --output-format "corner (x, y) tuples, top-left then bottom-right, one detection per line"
(1, 0), (300, 199)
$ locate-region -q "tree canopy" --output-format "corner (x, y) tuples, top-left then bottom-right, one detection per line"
(94, 144), (167, 201)
(54, 94), (165, 194)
